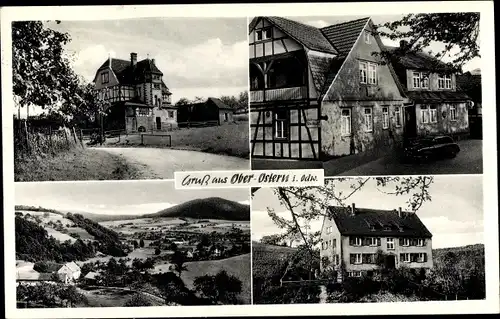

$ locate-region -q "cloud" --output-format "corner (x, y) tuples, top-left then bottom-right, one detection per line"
(238, 200), (250, 205)
(306, 20), (330, 28)
(421, 216), (484, 235)
(72, 44), (117, 81)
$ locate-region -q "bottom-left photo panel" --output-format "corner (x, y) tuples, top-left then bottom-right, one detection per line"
(13, 180), (251, 307)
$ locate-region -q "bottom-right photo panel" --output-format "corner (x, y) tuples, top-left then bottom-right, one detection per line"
(251, 175), (484, 304)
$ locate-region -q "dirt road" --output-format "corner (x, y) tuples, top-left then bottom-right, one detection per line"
(93, 147), (250, 179)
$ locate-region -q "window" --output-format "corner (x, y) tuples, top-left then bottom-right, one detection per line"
(326, 226), (332, 234)
(401, 253), (411, 263)
(417, 253), (426, 262)
(382, 107), (389, 129)
(351, 253), (362, 264)
(168, 111), (174, 118)
(153, 83), (161, 90)
(364, 108), (373, 132)
(274, 110), (288, 139)
(421, 105), (430, 124)
(430, 105), (438, 123)
(324, 240), (329, 249)
(224, 113), (229, 121)
(417, 239), (425, 247)
(154, 95), (158, 106)
(368, 63), (377, 84)
(137, 108), (150, 116)
(368, 237), (378, 247)
(412, 72), (429, 89)
(387, 238), (395, 250)
(359, 62), (367, 83)
(353, 237), (362, 246)
(153, 75), (161, 81)
(439, 74), (452, 89)
(348, 271), (362, 278)
(402, 238), (410, 247)
(362, 253), (377, 264)
(364, 31), (371, 44)
(341, 109), (351, 135)
(395, 106), (402, 127)
(450, 104), (457, 121)
(101, 72), (109, 84)
(256, 27), (272, 41)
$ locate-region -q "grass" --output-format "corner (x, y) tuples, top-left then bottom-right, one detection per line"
(76, 287), (164, 307)
(180, 253), (251, 304)
(14, 147), (140, 181)
(102, 122), (249, 158)
(252, 242), (297, 279)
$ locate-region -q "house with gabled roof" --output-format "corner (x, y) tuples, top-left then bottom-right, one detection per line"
(249, 16), (407, 160)
(320, 204), (433, 282)
(93, 52), (177, 133)
(177, 97), (234, 127)
(384, 42), (472, 140)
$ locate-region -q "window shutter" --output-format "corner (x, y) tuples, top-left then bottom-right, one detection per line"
(362, 237), (368, 246)
(333, 239), (337, 247)
(350, 254), (355, 264)
(399, 238), (404, 246)
(399, 253), (404, 261)
(424, 253), (427, 262)
(377, 238), (381, 246)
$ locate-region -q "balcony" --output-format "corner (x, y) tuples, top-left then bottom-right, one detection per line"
(250, 86), (307, 103)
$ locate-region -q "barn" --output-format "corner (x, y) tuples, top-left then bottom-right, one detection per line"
(177, 97), (234, 127)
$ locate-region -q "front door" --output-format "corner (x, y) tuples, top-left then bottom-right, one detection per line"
(156, 117), (161, 130)
(386, 255), (396, 269)
(404, 105), (417, 139)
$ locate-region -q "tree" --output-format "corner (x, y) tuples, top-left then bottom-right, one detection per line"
(12, 21), (81, 113)
(171, 251), (187, 277)
(373, 13), (480, 70)
(139, 239), (145, 248)
(133, 240), (139, 249)
(266, 177), (434, 279)
(60, 285), (87, 307)
(154, 247), (161, 255)
(193, 270), (242, 305)
(260, 234), (284, 246)
(153, 272), (191, 305)
(175, 97), (191, 107)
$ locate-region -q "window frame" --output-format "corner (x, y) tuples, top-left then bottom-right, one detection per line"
(354, 237), (362, 246)
(421, 105), (430, 124)
(353, 253), (362, 264)
(359, 61), (368, 84)
(382, 107), (389, 129)
(430, 105), (438, 123)
(348, 271), (362, 278)
(274, 109), (289, 140)
(401, 253), (411, 263)
(368, 63), (377, 84)
(364, 31), (371, 44)
(368, 237), (378, 247)
(412, 71), (421, 88)
(364, 107), (373, 132)
(341, 108), (352, 136)
(387, 237), (395, 250)
(255, 27), (272, 42)
(402, 238), (410, 247)
(395, 106), (402, 127)
(101, 72), (109, 84)
(450, 104), (457, 121)
(445, 74), (452, 89)
(417, 239), (425, 247)
(417, 253), (426, 262)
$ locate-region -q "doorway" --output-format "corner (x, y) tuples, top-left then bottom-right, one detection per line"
(156, 117), (161, 130)
(404, 105), (417, 139)
(385, 255), (396, 269)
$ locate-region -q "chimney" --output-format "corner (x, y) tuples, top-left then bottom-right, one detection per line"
(399, 40), (408, 50)
(108, 54), (112, 68)
(350, 203), (356, 216)
(151, 58), (155, 65)
(398, 207), (403, 218)
(130, 52), (137, 67)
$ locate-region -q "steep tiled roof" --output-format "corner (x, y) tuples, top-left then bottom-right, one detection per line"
(328, 206), (433, 237)
(406, 91), (470, 102)
(208, 97), (233, 110)
(253, 17), (338, 54)
(95, 57), (164, 85)
(320, 17), (370, 56)
(384, 46), (455, 72)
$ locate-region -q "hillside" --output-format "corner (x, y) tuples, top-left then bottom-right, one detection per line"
(143, 197), (250, 221)
(252, 242), (297, 280)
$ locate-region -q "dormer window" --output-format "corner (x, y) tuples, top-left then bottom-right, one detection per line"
(412, 72), (429, 89)
(256, 27), (272, 41)
(153, 83), (161, 90)
(438, 74), (452, 89)
(101, 72), (109, 84)
(153, 75), (161, 81)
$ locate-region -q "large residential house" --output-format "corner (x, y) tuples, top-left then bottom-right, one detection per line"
(249, 16), (407, 160)
(320, 204), (433, 282)
(16, 261), (81, 286)
(385, 43), (472, 140)
(93, 52), (177, 133)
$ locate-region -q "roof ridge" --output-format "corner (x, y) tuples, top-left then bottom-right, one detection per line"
(329, 205), (409, 213)
(320, 17), (371, 30)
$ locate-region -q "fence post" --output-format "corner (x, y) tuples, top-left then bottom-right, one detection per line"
(141, 134), (144, 145)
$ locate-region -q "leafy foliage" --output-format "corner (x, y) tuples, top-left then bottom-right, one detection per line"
(124, 293), (153, 307)
(17, 282), (88, 308)
(373, 13), (480, 70)
(193, 270), (243, 305)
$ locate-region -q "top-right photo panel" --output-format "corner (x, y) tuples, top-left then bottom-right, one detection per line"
(249, 14), (482, 176)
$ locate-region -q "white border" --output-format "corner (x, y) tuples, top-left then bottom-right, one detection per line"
(2, 2), (498, 318)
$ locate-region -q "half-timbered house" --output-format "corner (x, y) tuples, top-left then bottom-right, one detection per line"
(249, 17), (407, 160)
(93, 52), (177, 133)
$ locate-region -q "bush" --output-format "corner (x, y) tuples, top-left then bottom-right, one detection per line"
(124, 293), (152, 307)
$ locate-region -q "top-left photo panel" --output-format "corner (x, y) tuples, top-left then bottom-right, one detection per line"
(9, 17), (250, 182)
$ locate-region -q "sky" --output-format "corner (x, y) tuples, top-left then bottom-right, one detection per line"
(251, 175), (484, 249)
(46, 17), (248, 104)
(15, 181), (249, 216)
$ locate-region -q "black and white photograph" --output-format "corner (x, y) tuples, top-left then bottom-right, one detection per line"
(14, 181), (251, 307)
(249, 13), (483, 176)
(251, 176), (485, 304)
(12, 17), (250, 182)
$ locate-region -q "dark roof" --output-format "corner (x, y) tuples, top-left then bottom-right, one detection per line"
(328, 206), (433, 237)
(456, 73), (482, 90)
(207, 97), (233, 110)
(320, 17), (370, 55)
(251, 17), (338, 54)
(94, 57), (164, 85)
(384, 46), (455, 72)
(406, 91), (470, 102)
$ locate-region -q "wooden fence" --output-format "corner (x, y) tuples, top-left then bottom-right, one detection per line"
(177, 120), (219, 128)
(139, 133), (172, 147)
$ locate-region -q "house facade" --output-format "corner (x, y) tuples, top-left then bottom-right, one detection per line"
(177, 97), (234, 127)
(320, 204), (433, 281)
(386, 43), (472, 140)
(57, 261), (81, 284)
(93, 52), (177, 133)
(249, 16), (406, 160)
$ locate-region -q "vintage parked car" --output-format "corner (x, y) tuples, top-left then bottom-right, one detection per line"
(402, 136), (460, 162)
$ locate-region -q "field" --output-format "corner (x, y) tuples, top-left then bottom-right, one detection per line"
(179, 253), (251, 304)
(102, 122), (249, 158)
(252, 242), (297, 279)
(76, 287), (164, 307)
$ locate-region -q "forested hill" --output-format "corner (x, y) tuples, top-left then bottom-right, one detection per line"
(15, 214), (127, 263)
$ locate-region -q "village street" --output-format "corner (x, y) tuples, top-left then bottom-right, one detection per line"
(94, 147), (250, 179)
(335, 139), (483, 176)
